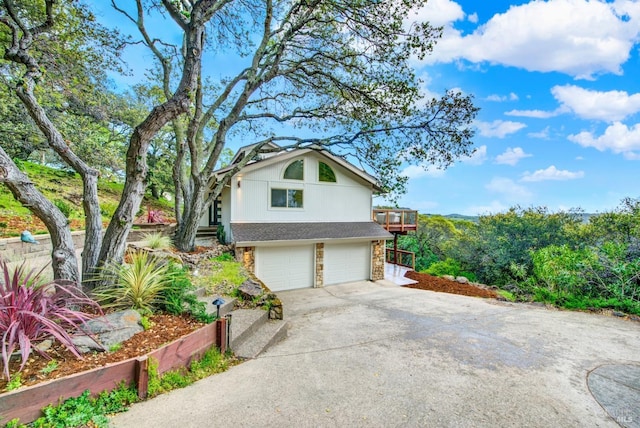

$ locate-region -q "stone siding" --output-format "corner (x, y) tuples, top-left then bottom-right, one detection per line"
(236, 246), (255, 273)
(315, 243), (324, 287)
(371, 240), (385, 281)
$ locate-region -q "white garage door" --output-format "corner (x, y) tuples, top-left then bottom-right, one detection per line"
(255, 245), (314, 291)
(324, 242), (371, 285)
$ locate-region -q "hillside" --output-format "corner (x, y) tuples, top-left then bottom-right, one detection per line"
(0, 162), (173, 238)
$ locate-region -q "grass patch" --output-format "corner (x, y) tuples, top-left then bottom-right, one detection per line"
(191, 254), (247, 296)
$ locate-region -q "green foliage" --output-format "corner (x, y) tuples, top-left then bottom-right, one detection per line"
(161, 264), (214, 323)
(53, 199), (73, 218)
(34, 383), (138, 428)
(213, 253), (235, 262)
(216, 225), (226, 245)
(424, 257), (476, 282)
(147, 347), (230, 397)
(40, 360), (59, 375)
(0, 260), (102, 381)
(93, 251), (170, 315)
(139, 315), (153, 331)
(531, 245), (594, 297)
(141, 232), (174, 250)
(6, 373), (22, 391)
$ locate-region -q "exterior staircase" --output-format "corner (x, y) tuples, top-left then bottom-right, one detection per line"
(195, 289), (288, 359)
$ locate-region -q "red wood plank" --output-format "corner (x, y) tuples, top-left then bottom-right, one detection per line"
(0, 320), (223, 426)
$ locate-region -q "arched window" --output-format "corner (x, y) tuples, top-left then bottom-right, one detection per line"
(319, 162), (336, 182)
(284, 159), (304, 180)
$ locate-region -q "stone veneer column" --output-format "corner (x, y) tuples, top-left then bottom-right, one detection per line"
(236, 246), (255, 273)
(371, 240), (385, 281)
(315, 243), (324, 288)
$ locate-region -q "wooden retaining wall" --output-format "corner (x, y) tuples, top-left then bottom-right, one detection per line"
(0, 318), (227, 426)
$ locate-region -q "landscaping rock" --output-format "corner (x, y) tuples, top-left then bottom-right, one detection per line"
(455, 276), (469, 284)
(239, 279), (264, 301)
(443, 275), (455, 281)
(72, 309), (144, 353)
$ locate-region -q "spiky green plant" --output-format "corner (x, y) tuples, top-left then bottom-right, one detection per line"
(140, 232), (174, 250)
(93, 251), (170, 315)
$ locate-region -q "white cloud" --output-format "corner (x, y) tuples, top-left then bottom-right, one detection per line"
(417, 0), (640, 79)
(460, 144), (487, 165)
(408, 0), (465, 27)
(528, 126), (551, 139)
(495, 147), (532, 166)
(486, 177), (533, 199)
(568, 121), (640, 158)
(552, 85), (640, 122)
(468, 12), (478, 24)
(521, 165), (585, 182)
(505, 109), (560, 119)
(486, 92), (519, 102)
(401, 163), (446, 179)
(476, 120), (526, 138)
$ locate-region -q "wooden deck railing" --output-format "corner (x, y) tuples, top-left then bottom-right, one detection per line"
(373, 209), (418, 233)
(385, 248), (415, 270)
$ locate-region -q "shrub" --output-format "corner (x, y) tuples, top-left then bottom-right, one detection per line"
(424, 257), (476, 281)
(0, 260), (102, 381)
(216, 225), (226, 245)
(161, 264), (214, 323)
(53, 199), (72, 218)
(93, 251), (170, 315)
(141, 232), (174, 250)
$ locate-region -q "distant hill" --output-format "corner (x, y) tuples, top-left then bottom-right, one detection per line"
(423, 212), (598, 224)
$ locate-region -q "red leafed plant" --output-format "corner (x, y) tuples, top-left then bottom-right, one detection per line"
(0, 260), (103, 381)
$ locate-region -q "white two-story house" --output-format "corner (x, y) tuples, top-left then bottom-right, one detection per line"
(199, 144), (393, 292)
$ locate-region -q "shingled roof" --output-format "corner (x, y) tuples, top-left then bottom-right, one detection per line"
(231, 222), (393, 245)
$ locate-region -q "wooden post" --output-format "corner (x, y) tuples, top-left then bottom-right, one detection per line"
(216, 318), (227, 354)
(136, 356), (149, 400)
(393, 233), (398, 266)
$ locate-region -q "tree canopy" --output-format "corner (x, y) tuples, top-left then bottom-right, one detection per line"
(0, 0), (480, 281)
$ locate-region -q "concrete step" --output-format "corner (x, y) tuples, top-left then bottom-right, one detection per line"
(194, 288), (236, 318)
(228, 309), (268, 350)
(232, 319), (288, 359)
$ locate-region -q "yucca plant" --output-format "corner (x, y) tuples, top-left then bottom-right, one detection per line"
(93, 251), (170, 315)
(0, 260), (102, 381)
(140, 232), (174, 251)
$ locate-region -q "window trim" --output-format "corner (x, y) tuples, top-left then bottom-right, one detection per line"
(318, 161), (337, 183)
(283, 159), (304, 180)
(270, 187), (304, 209)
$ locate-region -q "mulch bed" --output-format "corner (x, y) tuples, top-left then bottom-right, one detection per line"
(0, 314), (205, 391)
(404, 271), (500, 299)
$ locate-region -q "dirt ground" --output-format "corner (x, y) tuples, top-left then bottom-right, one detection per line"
(404, 270), (500, 299)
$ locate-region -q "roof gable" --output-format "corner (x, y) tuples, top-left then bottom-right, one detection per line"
(219, 148), (381, 191)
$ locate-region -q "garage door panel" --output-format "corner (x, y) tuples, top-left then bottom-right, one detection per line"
(256, 245), (314, 291)
(324, 242), (370, 285)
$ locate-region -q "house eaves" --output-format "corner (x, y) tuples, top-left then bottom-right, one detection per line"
(231, 222), (393, 247)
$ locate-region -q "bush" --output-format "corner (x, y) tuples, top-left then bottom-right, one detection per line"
(424, 258), (476, 281)
(0, 260), (102, 381)
(161, 264), (214, 323)
(53, 199), (72, 218)
(141, 232), (174, 250)
(93, 251), (170, 315)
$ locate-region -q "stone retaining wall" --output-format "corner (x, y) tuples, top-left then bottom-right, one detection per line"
(0, 224), (173, 263)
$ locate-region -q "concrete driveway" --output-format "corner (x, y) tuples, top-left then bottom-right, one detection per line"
(111, 281), (640, 427)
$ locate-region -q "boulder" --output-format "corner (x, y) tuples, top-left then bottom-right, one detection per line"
(443, 275), (455, 281)
(455, 276), (469, 284)
(238, 279), (264, 301)
(72, 309), (143, 353)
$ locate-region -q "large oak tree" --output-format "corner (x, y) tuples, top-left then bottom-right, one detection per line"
(0, 0), (479, 284)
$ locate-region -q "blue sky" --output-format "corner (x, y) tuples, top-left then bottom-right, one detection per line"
(97, 1), (640, 216)
(393, 0), (640, 215)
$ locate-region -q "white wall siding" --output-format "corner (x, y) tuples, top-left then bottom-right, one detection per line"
(230, 153), (373, 223)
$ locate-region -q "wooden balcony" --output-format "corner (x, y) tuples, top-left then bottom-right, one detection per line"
(373, 209), (418, 234)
